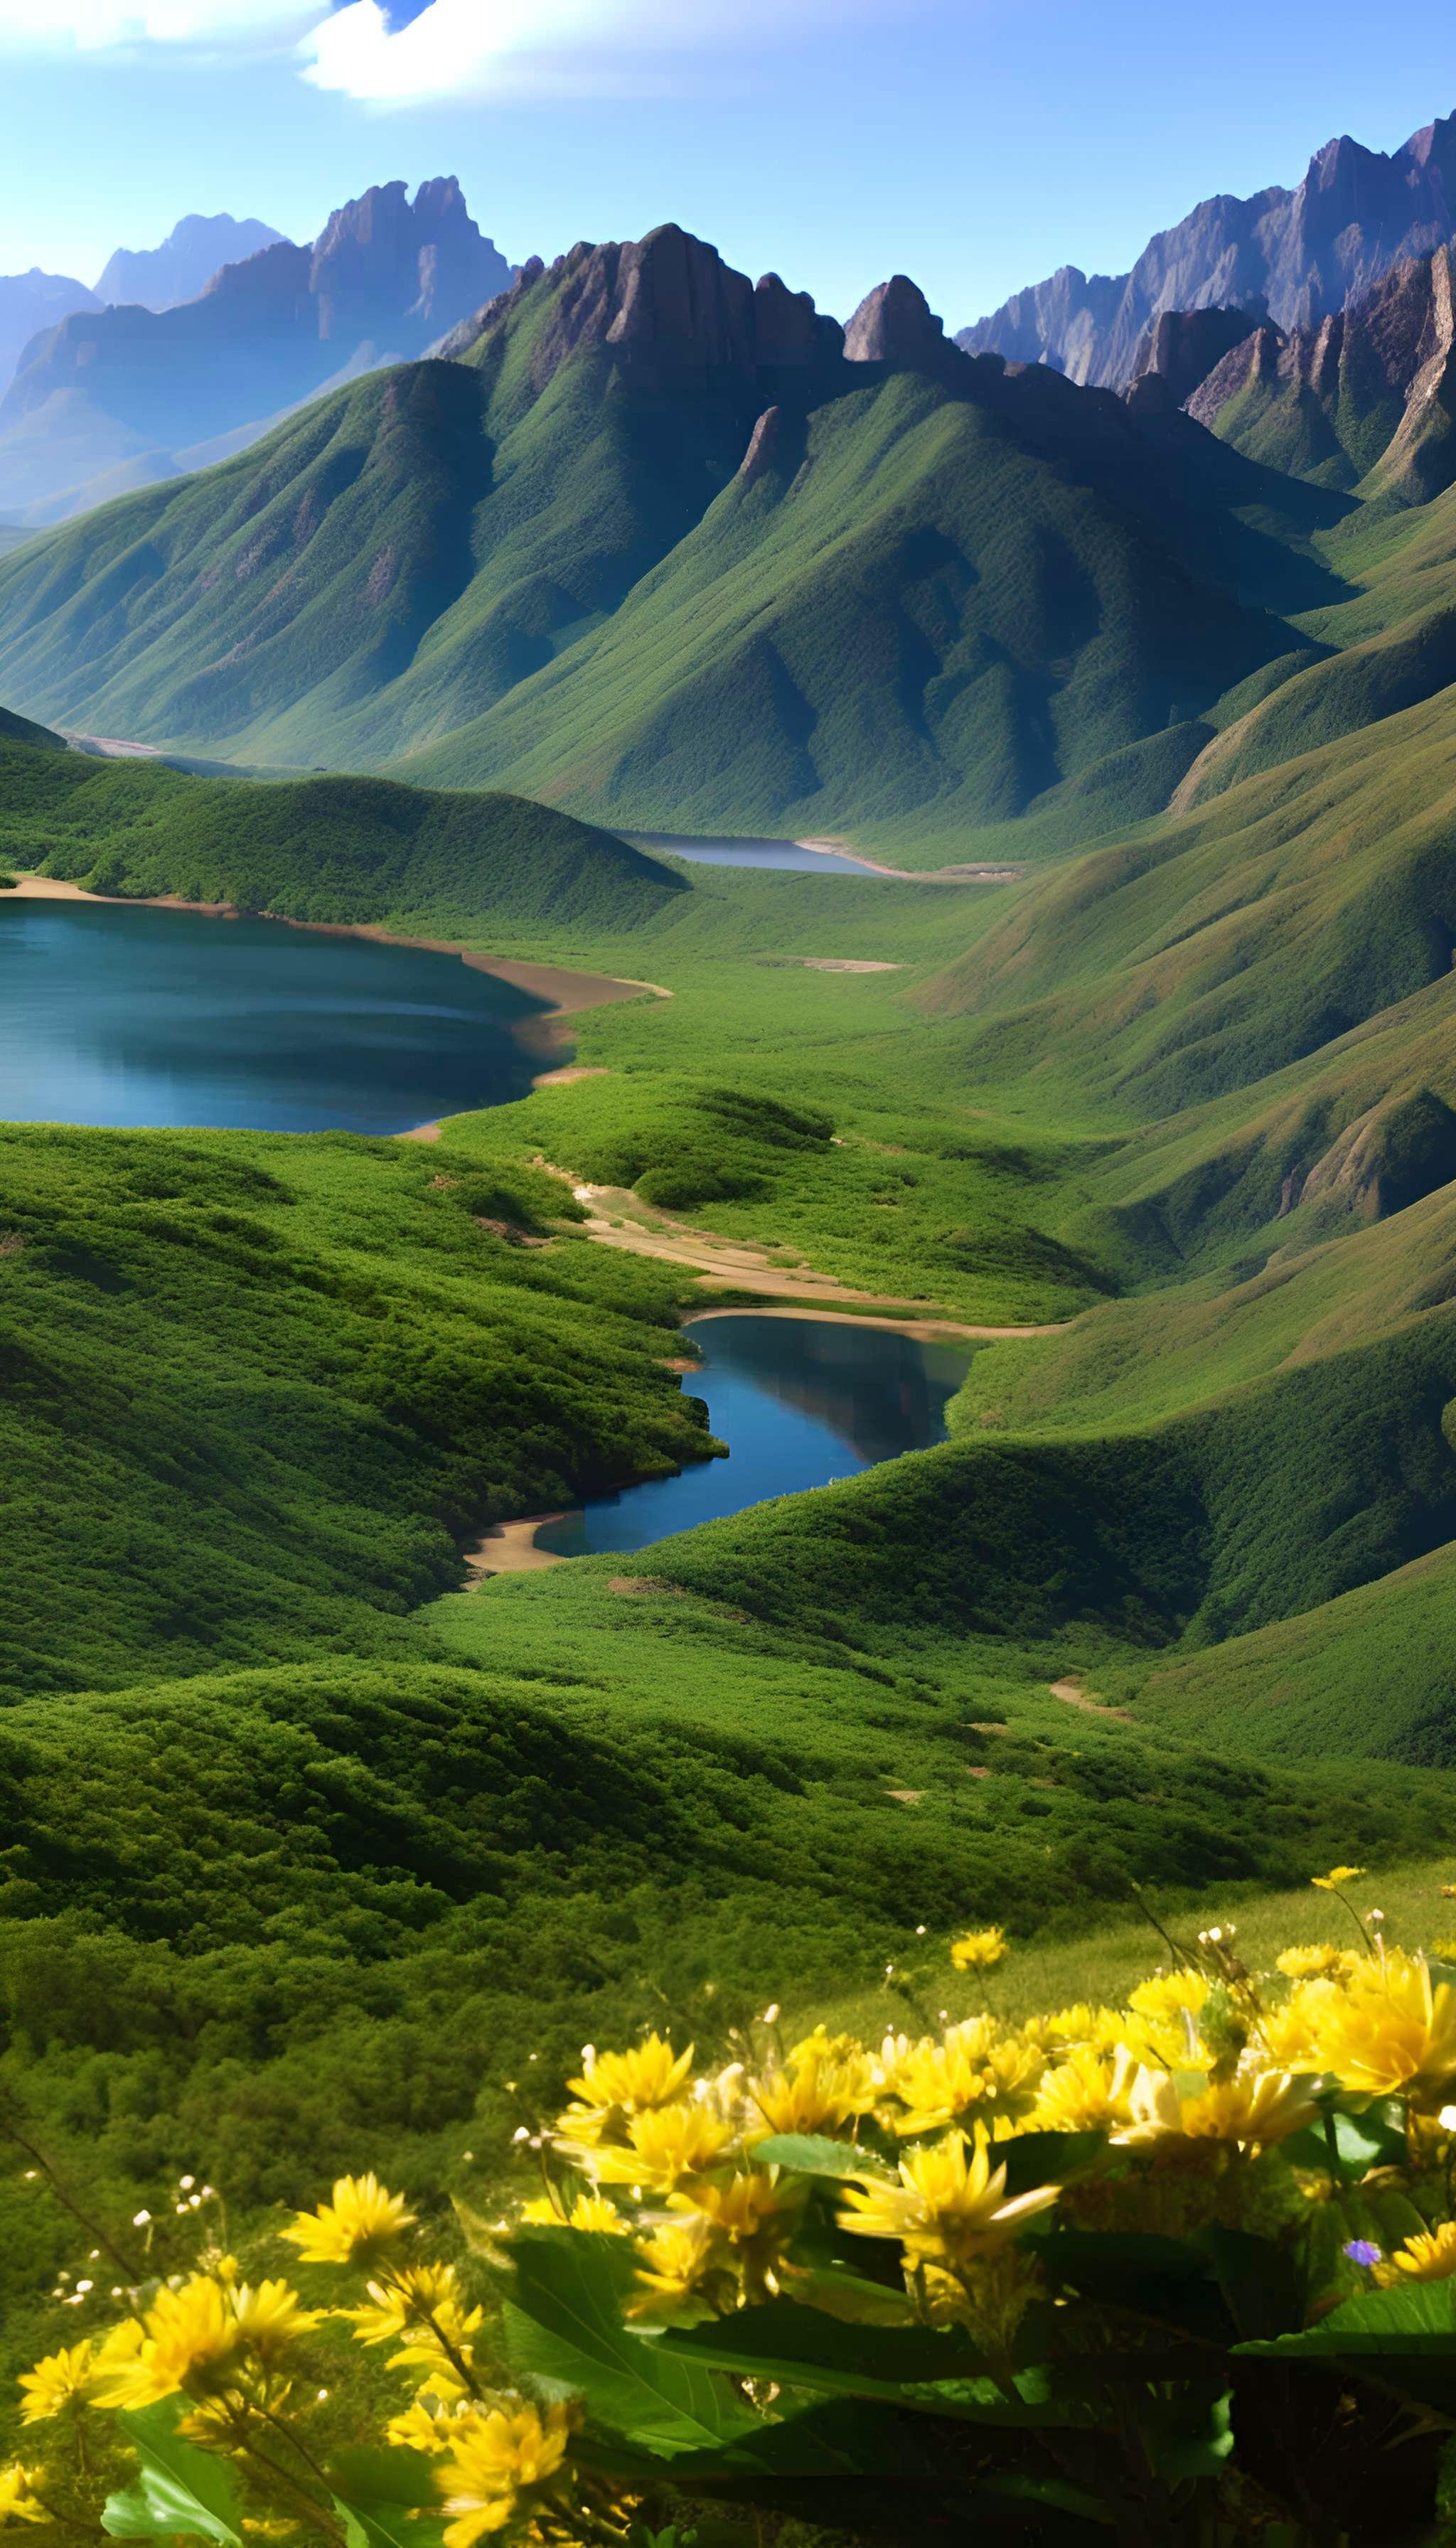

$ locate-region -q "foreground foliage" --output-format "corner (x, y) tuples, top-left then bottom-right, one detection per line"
(15, 1882), (1456, 2544)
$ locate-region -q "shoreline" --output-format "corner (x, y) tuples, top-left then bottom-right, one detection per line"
(682, 1305), (1070, 1342)
(793, 837), (1025, 885)
(6, 872), (670, 1044)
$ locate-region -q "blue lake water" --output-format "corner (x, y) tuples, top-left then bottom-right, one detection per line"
(627, 832), (877, 874)
(0, 896), (552, 1133)
(535, 1312), (973, 1556)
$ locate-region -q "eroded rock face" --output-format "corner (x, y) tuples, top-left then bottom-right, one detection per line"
(1127, 305), (1263, 407)
(441, 224), (842, 398)
(960, 108), (1456, 387)
(844, 274), (953, 372)
(1188, 245), (1456, 497)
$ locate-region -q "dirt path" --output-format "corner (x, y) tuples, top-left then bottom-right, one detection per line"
(1049, 1675), (1132, 1722)
(557, 1184), (1071, 1332)
(796, 837), (1026, 884)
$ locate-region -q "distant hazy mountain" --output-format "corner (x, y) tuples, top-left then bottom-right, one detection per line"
(0, 220), (1341, 842)
(0, 179), (514, 522)
(0, 268), (100, 406)
(95, 215), (286, 313)
(961, 110), (1456, 387)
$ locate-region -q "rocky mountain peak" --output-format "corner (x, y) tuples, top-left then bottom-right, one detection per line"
(845, 274), (951, 371)
(442, 223), (841, 397)
(1187, 242), (1456, 502)
(961, 104), (1456, 389)
(1128, 304), (1264, 407)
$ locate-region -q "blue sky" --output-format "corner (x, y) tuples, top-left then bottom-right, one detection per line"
(0, 0), (1452, 328)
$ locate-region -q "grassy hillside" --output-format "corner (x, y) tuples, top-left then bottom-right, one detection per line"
(0, 1120), (717, 1696)
(0, 739), (685, 931)
(0, 235), (1351, 857)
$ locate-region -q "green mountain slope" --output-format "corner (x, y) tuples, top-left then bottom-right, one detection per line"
(0, 229), (1346, 852)
(0, 740), (685, 931)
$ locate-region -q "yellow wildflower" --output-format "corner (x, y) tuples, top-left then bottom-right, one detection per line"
(1275, 1945), (1357, 1984)
(341, 2266), (482, 2397)
(1312, 1867), (1366, 1893)
(1027, 2043), (1132, 2134)
(1433, 1940), (1456, 1963)
(628, 2217), (718, 2321)
(884, 2018), (1043, 2137)
(749, 2030), (877, 2137)
(387, 2400), (466, 2454)
(437, 2402), (573, 2548)
(0, 2467), (46, 2527)
(576, 2101), (736, 2190)
(668, 2169), (801, 2296)
(18, 2343), (96, 2424)
(228, 2282), (318, 2363)
(342, 2264), (473, 2348)
(1374, 2222), (1456, 2286)
(91, 2277), (239, 2408)
(1122, 1970), (1210, 2067)
(558, 2037), (695, 2143)
(281, 2173), (414, 2268)
(1312, 1951), (1456, 2105)
(951, 1927), (1007, 1972)
(1113, 2064), (1320, 2151)
(85, 2320), (146, 2409)
(1021, 2004), (1125, 2057)
(839, 2127), (1058, 2269)
(519, 2193), (627, 2234)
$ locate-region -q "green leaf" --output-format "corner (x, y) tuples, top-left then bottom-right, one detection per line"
(1034, 2228), (1228, 2337)
(1196, 2224), (1302, 2342)
(995, 2131), (1106, 2197)
(501, 2229), (759, 2458)
(751, 2134), (887, 2180)
(329, 2448), (448, 2548)
(655, 2299), (988, 2397)
(103, 2403), (246, 2547)
(326, 2451), (440, 2511)
(334, 2497), (447, 2548)
(1139, 2383), (1234, 2482)
(1236, 2281), (1456, 2419)
(667, 2395), (946, 2480)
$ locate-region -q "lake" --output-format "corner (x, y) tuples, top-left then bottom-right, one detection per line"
(627, 832), (878, 874)
(534, 1312), (972, 1556)
(0, 896), (552, 1133)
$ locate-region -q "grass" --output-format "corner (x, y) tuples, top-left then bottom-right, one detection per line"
(0, 1119), (714, 1696)
(0, 741), (685, 933)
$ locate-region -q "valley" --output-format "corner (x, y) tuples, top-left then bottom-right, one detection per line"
(4, 71), (1456, 2537)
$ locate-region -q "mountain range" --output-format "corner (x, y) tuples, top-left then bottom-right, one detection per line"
(960, 109), (1456, 387)
(0, 181), (513, 524)
(0, 207), (1452, 860)
(0, 215), (282, 407)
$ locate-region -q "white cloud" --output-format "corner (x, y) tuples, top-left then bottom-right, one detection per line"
(0, 0), (317, 46)
(303, 0), (881, 105)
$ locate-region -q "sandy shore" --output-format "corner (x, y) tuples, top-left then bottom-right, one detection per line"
(685, 1304), (1071, 1342)
(796, 837), (1025, 884)
(464, 1514), (571, 1575)
(6, 875), (240, 916)
(7, 874), (670, 1045)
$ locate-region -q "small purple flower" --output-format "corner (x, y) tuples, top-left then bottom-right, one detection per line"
(1344, 2239), (1383, 2269)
